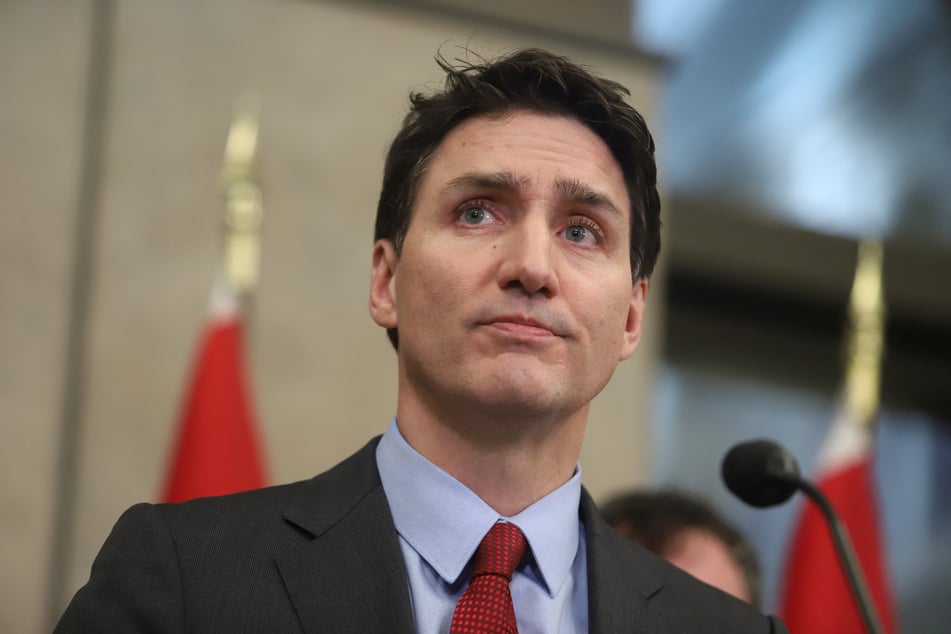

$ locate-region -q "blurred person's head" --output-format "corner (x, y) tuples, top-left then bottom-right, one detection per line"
(373, 47), (662, 350)
(601, 489), (761, 607)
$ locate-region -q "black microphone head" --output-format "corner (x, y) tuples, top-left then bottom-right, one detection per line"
(721, 440), (802, 508)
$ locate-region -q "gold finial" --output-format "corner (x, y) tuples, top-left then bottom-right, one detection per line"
(843, 239), (886, 425)
(220, 94), (263, 295)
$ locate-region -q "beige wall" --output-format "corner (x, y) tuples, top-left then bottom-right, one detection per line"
(0, 1), (662, 631)
(0, 1), (94, 632)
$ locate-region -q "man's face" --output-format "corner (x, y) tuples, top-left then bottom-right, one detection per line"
(664, 528), (752, 604)
(370, 110), (647, 423)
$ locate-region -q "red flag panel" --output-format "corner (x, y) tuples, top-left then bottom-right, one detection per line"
(161, 313), (267, 503)
(781, 458), (898, 633)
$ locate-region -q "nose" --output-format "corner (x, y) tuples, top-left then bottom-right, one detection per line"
(497, 219), (559, 297)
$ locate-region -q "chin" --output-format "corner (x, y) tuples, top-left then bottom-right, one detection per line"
(474, 376), (571, 418)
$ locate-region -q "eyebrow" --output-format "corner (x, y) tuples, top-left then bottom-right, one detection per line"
(555, 178), (624, 219)
(439, 170), (624, 218)
(439, 170), (530, 195)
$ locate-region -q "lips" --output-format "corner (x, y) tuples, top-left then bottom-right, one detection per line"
(482, 314), (562, 337)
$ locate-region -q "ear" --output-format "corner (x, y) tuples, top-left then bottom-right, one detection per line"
(369, 239), (400, 329)
(619, 278), (649, 361)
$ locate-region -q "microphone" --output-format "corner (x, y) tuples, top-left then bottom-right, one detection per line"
(721, 440), (800, 507)
(721, 440), (885, 634)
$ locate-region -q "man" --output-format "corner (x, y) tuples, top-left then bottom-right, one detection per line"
(601, 489), (763, 607)
(57, 49), (786, 632)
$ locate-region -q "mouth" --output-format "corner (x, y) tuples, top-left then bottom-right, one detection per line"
(481, 314), (563, 339)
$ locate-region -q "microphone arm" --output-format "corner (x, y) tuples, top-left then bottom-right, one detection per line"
(721, 440), (886, 634)
(783, 473), (885, 634)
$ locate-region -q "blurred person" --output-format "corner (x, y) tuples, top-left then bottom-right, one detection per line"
(602, 489), (761, 607)
(57, 49), (785, 632)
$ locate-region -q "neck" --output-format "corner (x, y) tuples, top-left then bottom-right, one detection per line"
(396, 392), (587, 517)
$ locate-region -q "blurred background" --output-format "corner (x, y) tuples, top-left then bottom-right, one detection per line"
(2, 0), (948, 632)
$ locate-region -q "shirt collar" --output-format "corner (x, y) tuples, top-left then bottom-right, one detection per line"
(376, 418), (582, 598)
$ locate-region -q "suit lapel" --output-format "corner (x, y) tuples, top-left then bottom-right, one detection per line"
(276, 438), (415, 634)
(582, 489), (671, 634)
(273, 444), (683, 633)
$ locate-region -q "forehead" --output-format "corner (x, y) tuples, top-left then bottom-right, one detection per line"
(421, 110), (630, 213)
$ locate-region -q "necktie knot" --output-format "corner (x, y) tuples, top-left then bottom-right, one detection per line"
(472, 522), (527, 581)
(450, 522), (527, 633)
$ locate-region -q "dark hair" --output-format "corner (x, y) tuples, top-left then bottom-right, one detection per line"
(600, 489), (762, 608)
(374, 48), (662, 349)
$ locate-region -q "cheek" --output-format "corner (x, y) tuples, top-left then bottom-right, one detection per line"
(577, 282), (633, 348)
(399, 256), (470, 325)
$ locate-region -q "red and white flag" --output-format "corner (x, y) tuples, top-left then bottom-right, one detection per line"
(779, 406), (898, 633)
(161, 280), (268, 503)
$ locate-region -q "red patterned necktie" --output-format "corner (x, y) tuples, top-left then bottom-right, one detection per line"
(450, 522), (528, 634)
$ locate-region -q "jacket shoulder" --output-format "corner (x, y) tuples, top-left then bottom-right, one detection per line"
(159, 435), (384, 543)
(56, 437), (386, 633)
(582, 490), (786, 633)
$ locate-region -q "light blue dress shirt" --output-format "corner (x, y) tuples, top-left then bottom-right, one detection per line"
(376, 419), (589, 634)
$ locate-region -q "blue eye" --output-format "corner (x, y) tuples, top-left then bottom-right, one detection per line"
(462, 206), (487, 224)
(565, 226), (589, 243)
(563, 216), (604, 245)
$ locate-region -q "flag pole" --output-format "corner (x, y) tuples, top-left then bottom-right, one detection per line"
(843, 239), (885, 428)
(780, 238), (898, 633)
(220, 94), (263, 299)
(160, 96), (268, 504)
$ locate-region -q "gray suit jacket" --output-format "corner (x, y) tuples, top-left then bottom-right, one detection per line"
(57, 437), (787, 633)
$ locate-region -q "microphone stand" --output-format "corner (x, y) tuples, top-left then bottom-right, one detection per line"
(788, 474), (886, 634)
